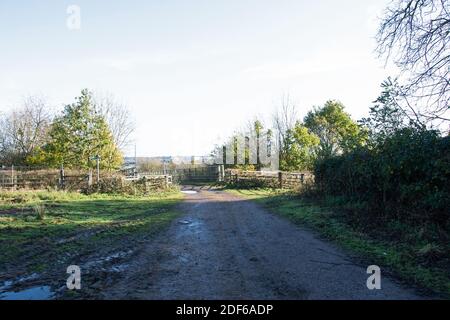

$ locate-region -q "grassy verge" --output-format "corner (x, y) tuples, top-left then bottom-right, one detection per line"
(0, 190), (183, 276)
(227, 188), (450, 298)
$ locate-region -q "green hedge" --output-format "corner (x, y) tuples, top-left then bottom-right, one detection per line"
(314, 128), (450, 226)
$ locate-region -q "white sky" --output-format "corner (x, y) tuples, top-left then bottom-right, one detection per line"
(0, 0), (397, 157)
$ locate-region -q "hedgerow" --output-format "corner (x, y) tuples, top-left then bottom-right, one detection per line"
(314, 128), (450, 227)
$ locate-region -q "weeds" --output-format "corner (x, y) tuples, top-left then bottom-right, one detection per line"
(33, 204), (46, 220)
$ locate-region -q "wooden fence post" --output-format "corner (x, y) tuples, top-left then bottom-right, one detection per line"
(59, 165), (65, 190)
(11, 165), (15, 190)
(88, 169), (93, 187)
(144, 177), (148, 194)
(164, 175), (169, 189)
(278, 171), (283, 189)
(96, 157), (100, 184)
(220, 165), (225, 182)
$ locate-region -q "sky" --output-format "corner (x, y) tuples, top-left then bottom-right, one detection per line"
(0, 0), (397, 157)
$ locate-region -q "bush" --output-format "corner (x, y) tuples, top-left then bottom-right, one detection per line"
(314, 129), (450, 227)
(82, 175), (171, 195)
(226, 178), (276, 189)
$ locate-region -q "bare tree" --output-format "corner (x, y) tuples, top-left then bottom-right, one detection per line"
(271, 94), (301, 170)
(0, 96), (51, 164)
(376, 0), (450, 128)
(93, 92), (135, 151)
(0, 113), (12, 163)
(272, 93), (298, 146)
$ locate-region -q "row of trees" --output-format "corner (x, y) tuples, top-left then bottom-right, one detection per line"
(217, 76), (448, 227)
(0, 89), (134, 169)
(216, 97), (367, 172)
(217, 73), (448, 177)
(219, 0), (449, 173)
(278, 99), (366, 171)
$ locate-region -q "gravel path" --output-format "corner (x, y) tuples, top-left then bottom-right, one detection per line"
(103, 187), (424, 300)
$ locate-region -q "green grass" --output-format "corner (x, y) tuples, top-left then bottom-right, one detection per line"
(227, 188), (450, 298)
(0, 190), (183, 275)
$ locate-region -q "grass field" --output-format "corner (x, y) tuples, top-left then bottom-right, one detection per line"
(0, 190), (183, 287)
(228, 188), (450, 298)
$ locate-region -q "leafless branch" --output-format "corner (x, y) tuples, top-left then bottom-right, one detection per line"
(92, 92), (135, 151)
(376, 0), (450, 128)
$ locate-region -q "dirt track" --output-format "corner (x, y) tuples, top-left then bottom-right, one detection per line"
(103, 187), (423, 300)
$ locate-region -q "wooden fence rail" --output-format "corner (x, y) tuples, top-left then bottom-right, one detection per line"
(0, 166), (172, 191)
(224, 169), (313, 189)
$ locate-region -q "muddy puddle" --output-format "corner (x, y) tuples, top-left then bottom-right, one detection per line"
(0, 285), (54, 300)
(176, 218), (206, 242)
(0, 249), (134, 300)
(82, 250), (134, 273)
(0, 273), (54, 300)
(178, 219), (202, 229)
(0, 273), (40, 291)
(181, 190), (198, 194)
